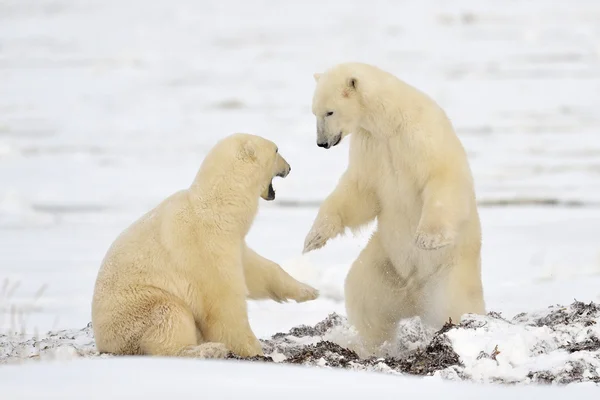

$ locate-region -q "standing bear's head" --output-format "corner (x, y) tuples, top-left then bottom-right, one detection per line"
(195, 133), (291, 202)
(311, 63), (367, 149)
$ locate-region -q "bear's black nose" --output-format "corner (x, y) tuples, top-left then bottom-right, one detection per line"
(317, 142), (330, 149)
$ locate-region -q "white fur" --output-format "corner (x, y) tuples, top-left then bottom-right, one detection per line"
(92, 133), (319, 358)
(304, 62), (485, 354)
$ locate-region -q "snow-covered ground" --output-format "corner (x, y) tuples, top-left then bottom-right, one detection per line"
(3, 301), (600, 385)
(3, 357), (600, 400)
(1, 0), (600, 395)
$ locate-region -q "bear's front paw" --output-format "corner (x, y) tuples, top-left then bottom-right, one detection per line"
(197, 342), (229, 359)
(290, 282), (320, 303)
(180, 342), (229, 359)
(231, 338), (264, 358)
(303, 215), (343, 253)
(414, 229), (454, 250)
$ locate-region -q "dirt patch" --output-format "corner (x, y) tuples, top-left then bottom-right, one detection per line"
(369, 334), (462, 376)
(560, 336), (600, 353)
(285, 341), (360, 368)
(530, 300), (600, 327)
(528, 361), (600, 385)
(271, 313), (346, 339)
(231, 314), (461, 377)
(227, 301), (600, 385)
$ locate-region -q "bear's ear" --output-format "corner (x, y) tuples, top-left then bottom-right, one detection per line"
(313, 72), (322, 82)
(239, 140), (256, 161)
(347, 77), (358, 90)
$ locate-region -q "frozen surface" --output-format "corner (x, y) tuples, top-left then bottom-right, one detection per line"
(2, 302), (600, 386)
(1, 0), (600, 394)
(2, 357), (599, 400)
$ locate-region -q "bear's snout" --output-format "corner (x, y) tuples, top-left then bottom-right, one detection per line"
(276, 154), (291, 178)
(276, 165), (290, 178)
(317, 133), (342, 149)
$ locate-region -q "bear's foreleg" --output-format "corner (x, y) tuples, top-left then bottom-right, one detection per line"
(304, 171), (379, 253)
(199, 264), (264, 358)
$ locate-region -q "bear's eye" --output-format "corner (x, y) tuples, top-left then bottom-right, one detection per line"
(325, 111), (334, 117)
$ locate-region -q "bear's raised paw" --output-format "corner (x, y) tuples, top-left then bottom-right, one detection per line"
(291, 283), (320, 303)
(303, 215), (343, 253)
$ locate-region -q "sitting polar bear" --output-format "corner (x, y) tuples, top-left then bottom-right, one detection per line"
(92, 133), (319, 358)
(303, 62), (485, 354)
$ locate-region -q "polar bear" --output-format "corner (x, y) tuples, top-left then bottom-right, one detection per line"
(303, 62), (485, 354)
(92, 133), (319, 359)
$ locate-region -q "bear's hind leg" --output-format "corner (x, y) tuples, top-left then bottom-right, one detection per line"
(242, 244), (319, 303)
(345, 231), (416, 355)
(418, 253), (485, 328)
(138, 294), (228, 359)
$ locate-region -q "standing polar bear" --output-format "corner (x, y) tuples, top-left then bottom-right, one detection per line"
(304, 62), (485, 354)
(92, 133), (319, 359)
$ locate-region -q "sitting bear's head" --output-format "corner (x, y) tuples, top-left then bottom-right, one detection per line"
(255, 137), (291, 201)
(202, 133), (291, 202)
(311, 64), (363, 149)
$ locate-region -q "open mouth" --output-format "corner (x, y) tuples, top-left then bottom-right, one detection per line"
(262, 167), (290, 201)
(262, 177), (278, 201)
(264, 181), (276, 201)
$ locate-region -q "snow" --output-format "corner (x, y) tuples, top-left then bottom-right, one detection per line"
(2, 302), (600, 386)
(2, 0), (600, 394)
(2, 358), (599, 400)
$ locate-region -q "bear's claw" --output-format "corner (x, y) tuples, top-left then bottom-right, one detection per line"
(303, 233), (328, 253)
(414, 230), (454, 250)
(292, 284), (320, 303)
(303, 215), (343, 253)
